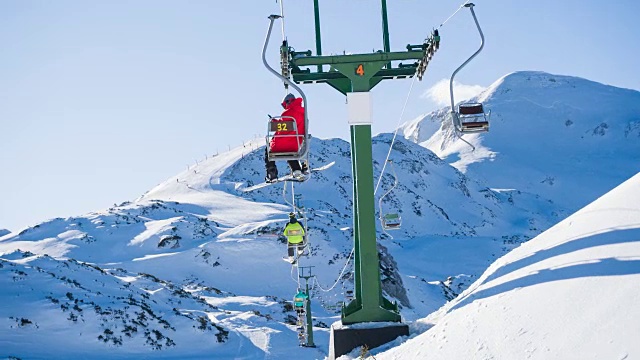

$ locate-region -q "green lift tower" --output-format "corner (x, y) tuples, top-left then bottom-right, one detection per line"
(262, 1), (439, 358)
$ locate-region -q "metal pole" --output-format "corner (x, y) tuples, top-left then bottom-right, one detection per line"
(313, 0), (323, 73)
(381, 0), (391, 69)
(449, 3), (484, 112)
(305, 282), (315, 347)
(341, 90), (400, 324)
(279, 0), (286, 39)
(263, 15), (310, 156)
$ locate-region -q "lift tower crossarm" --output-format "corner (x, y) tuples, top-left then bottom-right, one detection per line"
(292, 50), (423, 66)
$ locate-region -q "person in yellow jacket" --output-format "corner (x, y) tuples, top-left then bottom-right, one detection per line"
(283, 212), (305, 263)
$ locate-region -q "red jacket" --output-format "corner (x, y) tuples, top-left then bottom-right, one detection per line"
(270, 97), (306, 153)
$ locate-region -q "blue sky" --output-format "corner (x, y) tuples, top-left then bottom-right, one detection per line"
(1, 0), (639, 232)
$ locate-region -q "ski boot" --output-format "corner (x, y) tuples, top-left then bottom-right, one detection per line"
(265, 167), (278, 183)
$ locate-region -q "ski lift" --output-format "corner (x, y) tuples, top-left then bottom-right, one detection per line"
(285, 213), (308, 251)
(449, 3), (490, 135)
(263, 15), (311, 163)
(293, 290), (308, 312)
(382, 213), (402, 230)
(287, 231), (308, 255)
(378, 160), (402, 231)
(454, 102), (490, 133)
(345, 290), (354, 302)
(265, 115), (309, 161)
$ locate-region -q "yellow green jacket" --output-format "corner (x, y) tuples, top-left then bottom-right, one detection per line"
(283, 221), (305, 244)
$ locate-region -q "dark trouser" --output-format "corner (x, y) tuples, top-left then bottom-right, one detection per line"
(265, 148), (301, 175)
(288, 243), (303, 257)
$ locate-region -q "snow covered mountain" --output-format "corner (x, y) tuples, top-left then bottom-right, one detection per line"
(401, 71), (640, 212)
(0, 133), (561, 359)
(1, 71), (636, 359)
(376, 172), (640, 360)
(0, 228), (10, 237)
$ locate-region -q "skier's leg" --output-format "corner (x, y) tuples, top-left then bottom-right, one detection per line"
(265, 148), (278, 181)
(288, 160), (301, 172)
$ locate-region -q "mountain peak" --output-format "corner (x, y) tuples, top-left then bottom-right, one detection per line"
(476, 70), (638, 104)
(402, 71), (640, 212)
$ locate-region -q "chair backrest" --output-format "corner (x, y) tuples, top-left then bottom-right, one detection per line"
(459, 103), (484, 115)
(269, 119), (297, 132)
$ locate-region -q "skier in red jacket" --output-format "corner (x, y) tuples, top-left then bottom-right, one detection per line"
(265, 93), (308, 182)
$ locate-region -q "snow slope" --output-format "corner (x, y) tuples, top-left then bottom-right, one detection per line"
(1, 71), (636, 359)
(401, 71), (640, 212)
(0, 134), (561, 359)
(377, 171), (640, 360)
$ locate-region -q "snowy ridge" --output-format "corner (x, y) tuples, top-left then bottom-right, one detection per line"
(0, 133), (561, 359)
(0, 71), (637, 359)
(377, 171), (640, 360)
(401, 71), (640, 212)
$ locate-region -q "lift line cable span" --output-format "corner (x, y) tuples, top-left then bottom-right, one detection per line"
(313, 248), (354, 293)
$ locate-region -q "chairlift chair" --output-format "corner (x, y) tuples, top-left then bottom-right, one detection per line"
(449, 3), (490, 135)
(286, 228), (308, 257)
(262, 15), (311, 164)
(266, 115), (309, 162)
(378, 160), (402, 231)
(454, 102), (490, 133)
(381, 213), (402, 230)
(288, 240), (308, 254)
(293, 290), (308, 310)
(345, 290), (354, 302)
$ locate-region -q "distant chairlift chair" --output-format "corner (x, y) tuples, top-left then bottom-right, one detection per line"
(381, 213), (402, 230)
(286, 227), (308, 257)
(449, 3), (490, 135)
(454, 102), (490, 133)
(378, 160), (402, 232)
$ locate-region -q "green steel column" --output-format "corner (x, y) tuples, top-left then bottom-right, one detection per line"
(349, 124), (380, 310)
(305, 283), (315, 347)
(342, 122), (400, 324)
(313, 0), (322, 73)
(381, 0), (391, 69)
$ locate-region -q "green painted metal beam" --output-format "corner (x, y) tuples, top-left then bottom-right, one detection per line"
(292, 67), (417, 82)
(305, 282), (315, 347)
(381, 0), (391, 69)
(292, 66), (417, 95)
(291, 50), (423, 66)
(313, 0), (322, 73)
